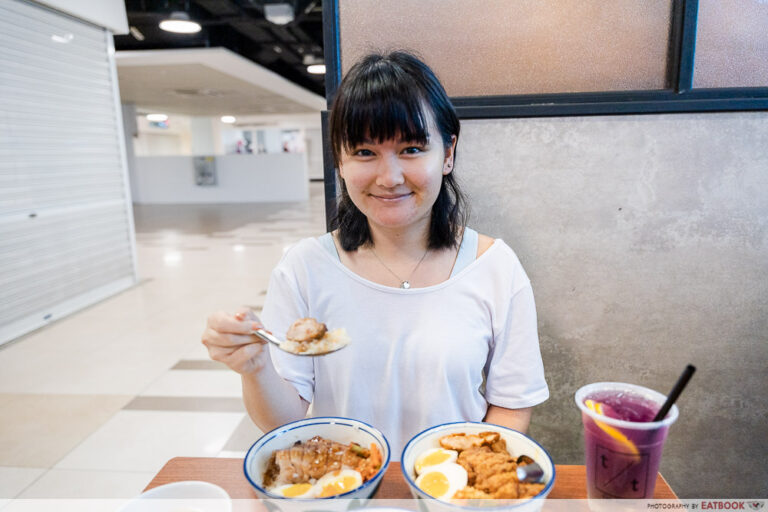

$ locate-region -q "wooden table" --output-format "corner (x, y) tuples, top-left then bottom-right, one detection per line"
(146, 457), (677, 500)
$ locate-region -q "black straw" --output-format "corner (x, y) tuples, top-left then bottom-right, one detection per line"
(653, 364), (696, 421)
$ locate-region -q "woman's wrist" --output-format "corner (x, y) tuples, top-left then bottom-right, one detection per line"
(234, 342), (271, 376)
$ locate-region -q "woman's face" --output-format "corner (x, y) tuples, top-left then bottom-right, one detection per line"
(339, 111), (456, 234)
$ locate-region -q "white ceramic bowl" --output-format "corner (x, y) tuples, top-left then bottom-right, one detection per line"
(244, 416), (391, 501)
(401, 422), (555, 512)
(117, 481), (231, 512)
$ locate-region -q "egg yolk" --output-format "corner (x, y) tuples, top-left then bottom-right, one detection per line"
(420, 472), (450, 498)
(420, 451), (452, 468)
(282, 483), (313, 497)
(319, 476), (359, 497)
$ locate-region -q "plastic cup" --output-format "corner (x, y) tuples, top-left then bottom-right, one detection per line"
(575, 382), (678, 502)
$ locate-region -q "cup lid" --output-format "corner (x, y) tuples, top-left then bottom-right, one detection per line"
(575, 381), (679, 430)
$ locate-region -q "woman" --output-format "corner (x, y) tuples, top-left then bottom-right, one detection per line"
(202, 51), (548, 455)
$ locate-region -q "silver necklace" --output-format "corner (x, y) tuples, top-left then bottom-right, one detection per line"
(370, 246), (430, 289)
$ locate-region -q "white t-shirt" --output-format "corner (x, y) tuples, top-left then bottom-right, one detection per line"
(261, 235), (549, 458)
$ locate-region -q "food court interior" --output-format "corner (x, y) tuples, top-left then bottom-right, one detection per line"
(1, 0), (766, 504)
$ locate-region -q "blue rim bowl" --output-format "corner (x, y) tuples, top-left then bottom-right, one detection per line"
(401, 421), (556, 510)
(244, 416), (391, 500)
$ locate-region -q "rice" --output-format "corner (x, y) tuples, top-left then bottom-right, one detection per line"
(280, 328), (350, 355)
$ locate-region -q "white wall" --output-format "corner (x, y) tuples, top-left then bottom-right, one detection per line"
(134, 114), (311, 157)
(134, 114), (192, 156)
(132, 154), (308, 204)
(304, 127), (324, 180)
(236, 113), (324, 179)
(130, 111), (324, 181)
(121, 103), (138, 197)
(32, 0), (128, 33)
(189, 117), (217, 155)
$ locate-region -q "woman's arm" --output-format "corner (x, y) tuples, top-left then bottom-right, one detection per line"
(203, 309), (309, 432)
(484, 404), (533, 433)
(241, 355), (309, 431)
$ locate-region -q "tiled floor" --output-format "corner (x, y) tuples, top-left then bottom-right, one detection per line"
(0, 182), (327, 502)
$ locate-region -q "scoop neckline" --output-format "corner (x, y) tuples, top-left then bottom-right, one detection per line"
(309, 236), (504, 295)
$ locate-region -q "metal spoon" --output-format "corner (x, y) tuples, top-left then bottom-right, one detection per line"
(251, 328), (347, 356)
(516, 462), (544, 483)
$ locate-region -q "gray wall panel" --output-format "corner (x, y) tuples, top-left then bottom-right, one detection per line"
(458, 112), (768, 497)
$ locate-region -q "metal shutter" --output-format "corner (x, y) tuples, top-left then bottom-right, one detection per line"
(0, 0), (137, 346)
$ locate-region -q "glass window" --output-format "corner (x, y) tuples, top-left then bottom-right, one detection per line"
(693, 0), (768, 88)
(339, 0), (673, 96)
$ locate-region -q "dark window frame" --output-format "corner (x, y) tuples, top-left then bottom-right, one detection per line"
(321, 0), (768, 228)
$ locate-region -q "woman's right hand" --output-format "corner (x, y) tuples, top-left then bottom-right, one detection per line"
(202, 308), (268, 375)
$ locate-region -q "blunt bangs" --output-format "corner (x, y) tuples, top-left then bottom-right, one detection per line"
(332, 55), (438, 166)
(340, 89), (430, 156)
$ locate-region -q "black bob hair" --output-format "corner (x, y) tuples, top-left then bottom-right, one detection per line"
(329, 51), (468, 252)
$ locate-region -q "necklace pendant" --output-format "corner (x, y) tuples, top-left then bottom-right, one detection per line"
(401, 281), (411, 289)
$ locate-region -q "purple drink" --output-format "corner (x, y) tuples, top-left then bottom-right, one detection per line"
(585, 390), (660, 423)
(575, 383), (679, 501)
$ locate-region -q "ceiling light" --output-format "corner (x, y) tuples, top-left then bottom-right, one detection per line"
(159, 11), (201, 34)
(129, 26), (145, 41)
(146, 114), (168, 122)
(221, 115), (236, 124)
(303, 54), (323, 65)
(307, 64), (326, 74)
(264, 3), (294, 25)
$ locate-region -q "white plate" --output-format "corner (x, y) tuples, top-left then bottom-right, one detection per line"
(118, 481), (231, 512)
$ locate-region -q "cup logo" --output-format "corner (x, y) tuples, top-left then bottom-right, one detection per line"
(594, 444), (650, 499)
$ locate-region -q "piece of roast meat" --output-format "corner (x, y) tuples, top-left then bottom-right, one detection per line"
(263, 436), (367, 487)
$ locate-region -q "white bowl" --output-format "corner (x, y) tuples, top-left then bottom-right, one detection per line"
(118, 481), (231, 512)
(401, 422), (555, 511)
(243, 416), (391, 501)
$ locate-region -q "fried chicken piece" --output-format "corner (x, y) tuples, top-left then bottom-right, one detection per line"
(286, 317), (327, 342)
(453, 486), (493, 500)
(490, 437), (508, 453)
(483, 473), (521, 498)
(439, 431), (502, 452)
(519, 483), (546, 499)
(439, 431), (545, 502)
(458, 446), (517, 492)
(456, 455), (477, 485)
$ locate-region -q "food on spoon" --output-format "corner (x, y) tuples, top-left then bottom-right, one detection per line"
(414, 431), (545, 503)
(286, 317), (327, 342)
(280, 317), (350, 355)
(263, 435), (382, 497)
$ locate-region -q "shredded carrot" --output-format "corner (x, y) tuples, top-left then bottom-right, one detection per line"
(358, 443), (383, 481)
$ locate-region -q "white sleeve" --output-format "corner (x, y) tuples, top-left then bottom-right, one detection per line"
(260, 265), (315, 403)
(484, 282), (550, 409)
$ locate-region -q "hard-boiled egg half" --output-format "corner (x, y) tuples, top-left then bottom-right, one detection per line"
(414, 447), (458, 474)
(414, 462), (468, 501)
(270, 482), (317, 498)
(315, 469), (364, 498)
